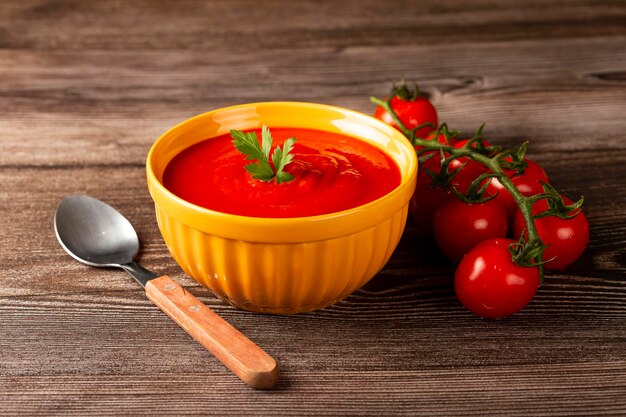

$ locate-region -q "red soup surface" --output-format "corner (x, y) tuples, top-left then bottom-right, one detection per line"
(162, 128), (401, 218)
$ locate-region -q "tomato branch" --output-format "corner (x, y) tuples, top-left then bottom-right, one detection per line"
(371, 95), (547, 282)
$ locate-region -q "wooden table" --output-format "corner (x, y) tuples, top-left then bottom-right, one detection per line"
(2, 1), (625, 415)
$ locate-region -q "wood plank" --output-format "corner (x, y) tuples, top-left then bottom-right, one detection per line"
(1, 36), (625, 167)
(1, 366), (625, 416)
(0, 0), (624, 50)
(2, 287), (626, 380)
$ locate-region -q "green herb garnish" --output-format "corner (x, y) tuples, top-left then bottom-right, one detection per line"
(231, 125), (296, 183)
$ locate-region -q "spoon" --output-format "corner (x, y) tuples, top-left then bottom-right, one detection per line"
(54, 195), (279, 389)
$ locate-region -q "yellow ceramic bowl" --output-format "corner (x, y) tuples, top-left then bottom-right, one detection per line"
(146, 102), (417, 314)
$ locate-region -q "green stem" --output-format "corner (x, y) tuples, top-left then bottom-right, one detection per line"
(372, 96), (545, 282)
(370, 96), (413, 137)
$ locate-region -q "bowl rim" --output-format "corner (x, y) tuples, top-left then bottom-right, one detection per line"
(146, 101), (418, 243)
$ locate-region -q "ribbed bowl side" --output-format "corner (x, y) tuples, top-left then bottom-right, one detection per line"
(155, 205), (409, 314)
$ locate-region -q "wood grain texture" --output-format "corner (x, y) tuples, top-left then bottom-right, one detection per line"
(0, 0), (625, 415)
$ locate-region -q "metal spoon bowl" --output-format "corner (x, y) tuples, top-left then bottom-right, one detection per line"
(55, 195), (156, 285)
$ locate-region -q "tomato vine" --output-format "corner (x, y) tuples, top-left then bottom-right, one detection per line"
(370, 94), (585, 284)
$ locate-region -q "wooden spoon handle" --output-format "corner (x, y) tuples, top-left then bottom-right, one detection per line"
(144, 275), (279, 389)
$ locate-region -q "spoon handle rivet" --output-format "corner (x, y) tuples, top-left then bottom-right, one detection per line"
(146, 275), (279, 389)
(163, 283), (177, 291)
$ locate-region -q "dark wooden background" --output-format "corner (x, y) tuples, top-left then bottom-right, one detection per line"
(1, 1), (625, 415)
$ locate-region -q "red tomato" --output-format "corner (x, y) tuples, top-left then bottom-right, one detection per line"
(485, 159), (548, 222)
(513, 195), (589, 271)
(409, 138), (488, 235)
(448, 139), (492, 169)
(374, 95), (438, 139)
(448, 139), (490, 195)
(455, 238), (540, 318)
(434, 199), (508, 263)
(409, 154), (453, 236)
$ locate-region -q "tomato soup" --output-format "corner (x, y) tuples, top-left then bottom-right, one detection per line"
(162, 128), (401, 218)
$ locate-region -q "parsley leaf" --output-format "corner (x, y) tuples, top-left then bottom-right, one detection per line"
(272, 137), (296, 184)
(261, 125), (272, 161)
(231, 125), (296, 183)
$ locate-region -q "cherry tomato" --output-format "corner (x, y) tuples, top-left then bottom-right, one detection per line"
(409, 154), (453, 236)
(409, 138), (487, 235)
(455, 238), (540, 318)
(485, 159), (549, 222)
(374, 95), (438, 139)
(448, 138), (492, 169)
(513, 195), (589, 271)
(434, 199), (508, 263)
(448, 139), (490, 195)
